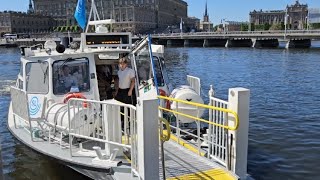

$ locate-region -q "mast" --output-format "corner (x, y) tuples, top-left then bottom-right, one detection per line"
(85, 0), (101, 33)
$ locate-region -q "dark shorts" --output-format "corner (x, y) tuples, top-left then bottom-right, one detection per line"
(115, 88), (137, 105)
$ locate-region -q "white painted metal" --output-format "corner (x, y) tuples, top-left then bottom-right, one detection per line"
(66, 98), (136, 162)
(187, 75), (201, 95)
(228, 88), (250, 180)
(136, 97), (159, 180)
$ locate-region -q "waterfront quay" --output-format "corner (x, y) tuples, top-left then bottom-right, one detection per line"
(152, 30), (320, 48)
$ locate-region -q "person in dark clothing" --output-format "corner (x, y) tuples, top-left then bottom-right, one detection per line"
(115, 57), (136, 105)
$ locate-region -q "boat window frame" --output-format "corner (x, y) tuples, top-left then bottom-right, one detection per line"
(152, 56), (165, 87)
(52, 57), (91, 95)
(25, 61), (49, 94)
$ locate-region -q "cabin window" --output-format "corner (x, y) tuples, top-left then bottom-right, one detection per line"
(153, 56), (165, 87)
(52, 57), (90, 95)
(136, 54), (152, 85)
(26, 62), (49, 93)
(135, 55), (164, 87)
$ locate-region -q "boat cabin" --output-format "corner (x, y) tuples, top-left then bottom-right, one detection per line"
(17, 32), (170, 107)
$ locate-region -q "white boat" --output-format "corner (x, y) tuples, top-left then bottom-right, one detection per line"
(7, 1), (252, 180)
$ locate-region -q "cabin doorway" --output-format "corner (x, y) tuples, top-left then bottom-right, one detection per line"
(96, 65), (115, 101)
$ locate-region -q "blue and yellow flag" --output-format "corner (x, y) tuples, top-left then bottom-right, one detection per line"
(74, 0), (86, 30)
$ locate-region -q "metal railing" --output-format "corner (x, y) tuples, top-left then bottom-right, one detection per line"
(67, 98), (136, 159)
(208, 97), (230, 168)
(158, 94), (239, 169)
(158, 96), (239, 130)
(153, 30), (320, 37)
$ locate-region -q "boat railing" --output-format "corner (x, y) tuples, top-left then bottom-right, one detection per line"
(66, 98), (137, 167)
(10, 87), (50, 143)
(158, 86), (250, 179)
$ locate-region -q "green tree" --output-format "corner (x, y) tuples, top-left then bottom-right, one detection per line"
(250, 23), (255, 31)
(264, 23), (271, 30)
(255, 24), (264, 31)
(269, 23), (283, 30)
(310, 23), (320, 29)
(240, 24), (249, 31)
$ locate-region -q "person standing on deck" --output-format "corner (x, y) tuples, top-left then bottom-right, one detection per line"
(115, 57), (136, 105)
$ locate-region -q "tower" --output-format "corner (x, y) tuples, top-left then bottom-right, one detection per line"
(28, 0), (34, 14)
(203, 1), (209, 22)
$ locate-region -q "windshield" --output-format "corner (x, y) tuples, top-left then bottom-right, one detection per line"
(53, 57), (90, 95)
(135, 55), (165, 87)
(26, 61), (49, 93)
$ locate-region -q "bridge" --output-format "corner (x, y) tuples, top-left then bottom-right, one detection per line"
(152, 30), (320, 48)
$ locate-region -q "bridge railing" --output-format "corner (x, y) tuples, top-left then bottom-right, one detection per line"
(152, 30), (320, 37)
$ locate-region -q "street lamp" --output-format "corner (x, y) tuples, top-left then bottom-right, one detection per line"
(305, 16), (308, 30)
(222, 18), (227, 34)
(284, 10), (289, 38)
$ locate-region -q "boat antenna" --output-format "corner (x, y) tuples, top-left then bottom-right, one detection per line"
(85, 0), (101, 33)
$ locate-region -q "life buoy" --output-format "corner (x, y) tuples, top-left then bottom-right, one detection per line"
(159, 89), (171, 110)
(63, 93), (88, 108)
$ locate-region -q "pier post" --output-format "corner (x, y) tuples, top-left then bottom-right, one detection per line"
(251, 38), (257, 48)
(135, 97), (159, 180)
(203, 39), (209, 47)
(285, 39), (311, 49)
(184, 39), (189, 47)
(225, 39), (230, 48)
(228, 88), (250, 180)
(167, 40), (172, 46)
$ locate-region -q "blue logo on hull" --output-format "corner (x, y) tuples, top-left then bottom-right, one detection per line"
(29, 97), (41, 115)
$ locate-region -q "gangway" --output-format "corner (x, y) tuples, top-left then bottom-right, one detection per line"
(161, 140), (237, 180)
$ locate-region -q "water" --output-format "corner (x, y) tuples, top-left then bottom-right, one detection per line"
(1, 45), (320, 179)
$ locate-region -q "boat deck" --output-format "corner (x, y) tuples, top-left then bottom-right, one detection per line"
(8, 106), (236, 180)
(161, 140), (236, 180)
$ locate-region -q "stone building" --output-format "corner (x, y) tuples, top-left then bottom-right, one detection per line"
(33, 0), (190, 34)
(199, 1), (213, 32)
(0, 11), (55, 35)
(250, 0), (308, 30)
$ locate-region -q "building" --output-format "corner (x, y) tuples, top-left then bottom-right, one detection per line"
(250, 0), (308, 30)
(33, 0), (190, 34)
(225, 21), (249, 32)
(199, 1), (213, 32)
(0, 11), (55, 35)
(309, 8), (320, 23)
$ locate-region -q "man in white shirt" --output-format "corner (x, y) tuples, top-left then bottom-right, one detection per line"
(115, 57), (136, 105)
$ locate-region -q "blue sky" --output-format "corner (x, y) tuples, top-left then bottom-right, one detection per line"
(0, 0), (319, 24)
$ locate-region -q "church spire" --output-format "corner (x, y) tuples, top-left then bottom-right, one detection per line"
(203, 0), (209, 22)
(28, 0), (34, 14)
(204, 0), (208, 16)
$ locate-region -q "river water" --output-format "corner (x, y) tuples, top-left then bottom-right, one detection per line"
(1, 43), (320, 179)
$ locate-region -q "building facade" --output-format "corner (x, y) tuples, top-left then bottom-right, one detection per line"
(0, 11), (55, 35)
(250, 0), (308, 30)
(33, 0), (189, 34)
(199, 2), (213, 32)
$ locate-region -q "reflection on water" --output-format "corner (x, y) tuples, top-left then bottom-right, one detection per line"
(1, 44), (320, 179)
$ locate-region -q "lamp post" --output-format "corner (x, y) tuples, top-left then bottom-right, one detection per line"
(284, 10), (289, 38)
(222, 18), (226, 34)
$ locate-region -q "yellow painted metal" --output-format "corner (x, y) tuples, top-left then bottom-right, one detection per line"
(160, 117), (171, 142)
(163, 130), (205, 156)
(158, 95), (239, 131)
(166, 168), (236, 180)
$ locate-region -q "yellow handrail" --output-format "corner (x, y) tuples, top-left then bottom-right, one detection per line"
(159, 117), (171, 142)
(158, 95), (239, 131)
